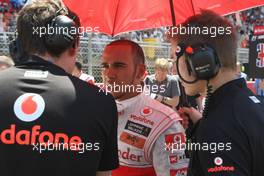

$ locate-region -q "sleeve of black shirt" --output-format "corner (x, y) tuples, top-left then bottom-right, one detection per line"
(98, 95), (119, 171)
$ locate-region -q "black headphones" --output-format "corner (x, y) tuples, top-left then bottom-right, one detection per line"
(9, 35), (27, 65)
(176, 42), (221, 84)
(44, 14), (78, 50)
(9, 7), (78, 65)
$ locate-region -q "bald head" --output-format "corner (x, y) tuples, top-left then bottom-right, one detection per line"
(105, 40), (145, 65)
(0, 56), (14, 71)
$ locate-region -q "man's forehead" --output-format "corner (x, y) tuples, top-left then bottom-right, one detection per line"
(103, 44), (134, 61)
(105, 44), (133, 53)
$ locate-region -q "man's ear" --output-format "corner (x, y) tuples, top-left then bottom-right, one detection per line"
(73, 39), (80, 49)
(137, 64), (146, 79)
(69, 39), (79, 55)
(68, 45), (78, 58)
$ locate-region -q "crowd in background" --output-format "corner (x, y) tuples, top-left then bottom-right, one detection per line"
(227, 6), (264, 48)
(0, 0), (21, 32)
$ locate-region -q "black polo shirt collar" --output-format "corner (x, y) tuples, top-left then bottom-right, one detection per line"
(17, 55), (67, 75)
(209, 78), (247, 109)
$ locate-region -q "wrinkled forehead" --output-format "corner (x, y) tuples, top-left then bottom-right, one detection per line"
(102, 44), (134, 63)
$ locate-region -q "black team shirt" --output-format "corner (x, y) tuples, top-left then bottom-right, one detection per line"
(189, 78), (264, 176)
(0, 56), (119, 176)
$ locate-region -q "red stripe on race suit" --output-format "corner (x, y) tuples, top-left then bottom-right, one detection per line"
(112, 166), (156, 176)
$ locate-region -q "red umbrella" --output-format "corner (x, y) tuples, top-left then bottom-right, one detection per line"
(63, 0), (264, 36)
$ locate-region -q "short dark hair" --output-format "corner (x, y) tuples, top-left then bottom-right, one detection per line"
(17, 0), (80, 58)
(169, 10), (237, 70)
(67, 7), (81, 39)
(75, 61), (82, 70)
(106, 40), (145, 65)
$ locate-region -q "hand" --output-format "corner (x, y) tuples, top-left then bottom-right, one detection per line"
(178, 110), (189, 129)
(178, 107), (202, 125)
(150, 93), (157, 99)
(150, 93), (163, 102)
(155, 94), (164, 102)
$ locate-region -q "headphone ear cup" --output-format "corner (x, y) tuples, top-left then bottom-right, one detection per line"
(9, 38), (27, 65)
(44, 18), (56, 46)
(188, 45), (220, 80)
(44, 15), (77, 50)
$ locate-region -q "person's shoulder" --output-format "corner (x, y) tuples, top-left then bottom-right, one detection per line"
(232, 88), (264, 126)
(229, 91), (264, 148)
(70, 75), (113, 100)
(143, 94), (180, 121)
(0, 65), (18, 73)
(0, 66), (22, 80)
(170, 74), (179, 80)
(77, 82), (117, 115)
(233, 87), (261, 109)
(167, 75), (178, 83)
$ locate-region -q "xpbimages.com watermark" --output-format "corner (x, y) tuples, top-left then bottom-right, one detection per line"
(98, 83), (166, 95)
(165, 24), (232, 38)
(164, 138), (232, 154)
(32, 141), (100, 154)
(32, 25), (100, 38)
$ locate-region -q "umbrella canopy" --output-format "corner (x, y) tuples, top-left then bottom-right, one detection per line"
(63, 0), (264, 36)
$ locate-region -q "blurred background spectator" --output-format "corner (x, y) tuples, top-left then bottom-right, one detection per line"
(0, 55), (14, 70)
(145, 58), (180, 109)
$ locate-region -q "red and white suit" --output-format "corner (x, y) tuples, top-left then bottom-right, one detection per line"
(112, 93), (189, 176)
(79, 73), (94, 84)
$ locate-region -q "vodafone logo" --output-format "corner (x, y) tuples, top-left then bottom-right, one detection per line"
(174, 135), (182, 143)
(165, 133), (186, 144)
(14, 93), (45, 122)
(140, 107), (152, 116)
(214, 157), (223, 166)
(208, 157), (235, 173)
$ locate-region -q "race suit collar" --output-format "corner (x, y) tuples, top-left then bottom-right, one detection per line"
(116, 92), (143, 113)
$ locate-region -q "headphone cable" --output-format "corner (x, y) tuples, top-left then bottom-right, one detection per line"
(202, 80), (213, 118)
